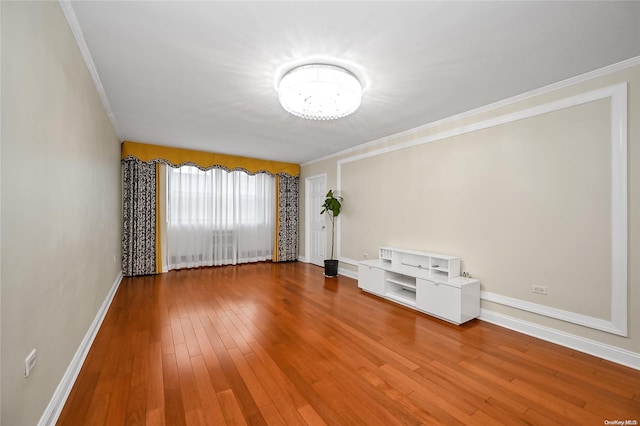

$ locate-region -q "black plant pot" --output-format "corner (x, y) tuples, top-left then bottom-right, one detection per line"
(324, 259), (339, 277)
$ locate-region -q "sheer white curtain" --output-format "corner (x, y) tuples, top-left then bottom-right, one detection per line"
(166, 165), (275, 270)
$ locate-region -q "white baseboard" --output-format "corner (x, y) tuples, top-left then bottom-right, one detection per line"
(348, 266), (638, 370)
(480, 308), (640, 371)
(298, 256), (357, 279)
(38, 271), (123, 426)
(35, 268), (638, 426)
(338, 266), (358, 280)
(481, 291), (626, 336)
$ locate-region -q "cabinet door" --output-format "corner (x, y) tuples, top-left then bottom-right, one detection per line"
(416, 279), (461, 323)
(358, 265), (385, 296)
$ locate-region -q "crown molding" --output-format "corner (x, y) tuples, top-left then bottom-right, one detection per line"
(58, 1), (122, 141)
(303, 55), (640, 167)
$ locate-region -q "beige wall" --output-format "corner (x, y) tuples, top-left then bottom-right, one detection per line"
(301, 64), (640, 356)
(1, 2), (121, 425)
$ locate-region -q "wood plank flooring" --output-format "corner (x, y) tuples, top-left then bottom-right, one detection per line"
(57, 262), (640, 425)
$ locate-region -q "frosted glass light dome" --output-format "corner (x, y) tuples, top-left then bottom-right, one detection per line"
(278, 64), (362, 120)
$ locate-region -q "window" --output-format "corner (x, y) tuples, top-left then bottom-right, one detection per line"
(166, 165), (275, 269)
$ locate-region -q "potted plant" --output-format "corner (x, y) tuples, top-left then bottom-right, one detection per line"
(320, 189), (342, 277)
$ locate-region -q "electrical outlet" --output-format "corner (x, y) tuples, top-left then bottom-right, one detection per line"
(25, 349), (37, 377)
(363, 253), (368, 259)
(532, 285), (548, 295)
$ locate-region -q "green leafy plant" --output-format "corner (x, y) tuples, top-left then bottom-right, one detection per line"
(320, 189), (342, 260)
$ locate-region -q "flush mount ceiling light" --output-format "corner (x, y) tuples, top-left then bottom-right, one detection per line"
(278, 64), (362, 120)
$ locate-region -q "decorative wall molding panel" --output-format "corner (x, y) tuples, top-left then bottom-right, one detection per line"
(338, 82), (628, 336)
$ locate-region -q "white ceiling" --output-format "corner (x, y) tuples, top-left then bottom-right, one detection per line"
(66, 1), (640, 164)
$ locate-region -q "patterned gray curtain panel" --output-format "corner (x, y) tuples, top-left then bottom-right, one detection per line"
(276, 174), (299, 262)
(122, 159), (157, 276)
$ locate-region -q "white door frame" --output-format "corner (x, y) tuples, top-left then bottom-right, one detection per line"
(304, 173), (327, 266)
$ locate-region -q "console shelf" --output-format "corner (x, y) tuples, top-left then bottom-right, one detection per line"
(358, 247), (480, 324)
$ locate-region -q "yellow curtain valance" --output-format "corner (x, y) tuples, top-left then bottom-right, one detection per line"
(121, 141), (300, 177)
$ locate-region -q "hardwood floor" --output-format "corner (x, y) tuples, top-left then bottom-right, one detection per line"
(58, 262), (640, 425)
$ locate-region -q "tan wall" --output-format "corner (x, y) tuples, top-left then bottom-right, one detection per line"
(300, 64), (640, 355)
(1, 2), (121, 425)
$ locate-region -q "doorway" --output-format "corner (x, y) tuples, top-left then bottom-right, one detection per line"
(305, 174), (326, 267)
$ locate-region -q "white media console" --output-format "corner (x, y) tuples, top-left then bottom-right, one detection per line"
(358, 247), (480, 324)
